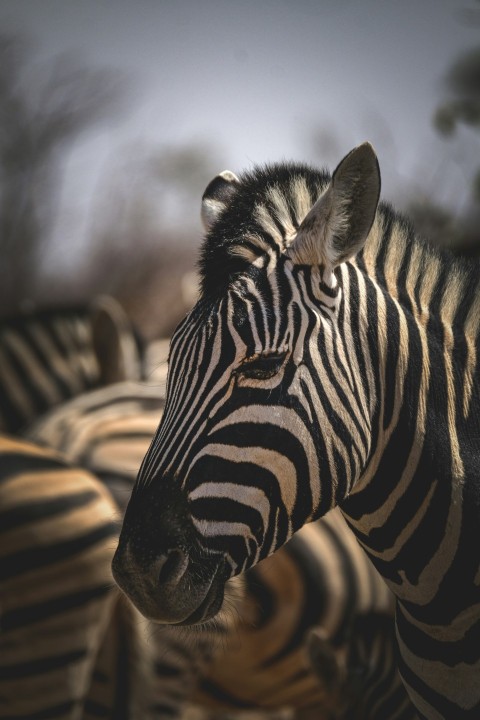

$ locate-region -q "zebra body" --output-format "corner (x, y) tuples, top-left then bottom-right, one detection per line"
(0, 433), (174, 720)
(306, 611), (406, 720)
(26, 379), (414, 718)
(0, 295), (144, 434)
(0, 434), (120, 720)
(194, 512), (413, 720)
(112, 144), (480, 719)
(26, 380), (166, 512)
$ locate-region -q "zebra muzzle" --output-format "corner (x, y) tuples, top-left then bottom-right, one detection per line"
(112, 474), (229, 624)
(112, 538), (227, 625)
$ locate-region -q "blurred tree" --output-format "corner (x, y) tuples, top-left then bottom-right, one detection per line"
(150, 142), (223, 199)
(434, 46), (480, 140)
(407, 195), (480, 256)
(148, 141), (227, 228)
(86, 140), (226, 340)
(433, 2), (480, 205)
(406, 196), (459, 248)
(0, 34), (124, 315)
(417, 4), (480, 254)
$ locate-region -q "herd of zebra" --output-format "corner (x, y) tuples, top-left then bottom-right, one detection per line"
(1, 142), (478, 720)
(0, 296), (411, 719)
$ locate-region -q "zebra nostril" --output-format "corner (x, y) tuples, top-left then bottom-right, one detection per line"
(156, 548), (189, 588)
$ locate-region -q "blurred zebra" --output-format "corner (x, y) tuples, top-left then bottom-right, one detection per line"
(26, 380), (166, 512)
(0, 295), (144, 434)
(192, 512), (415, 720)
(306, 611), (407, 720)
(27, 379), (415, 719)
(0, 434), (120, 720)
(112, 144), (480, 719)
(0, 433), (175, 719)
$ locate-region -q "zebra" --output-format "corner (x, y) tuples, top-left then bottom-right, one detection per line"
(0, 433), (196, 720)
(25, 380), (167, 512)
(0, 434), (120, 720)
(192, 512), (414, 720)
(0, 294), (144, 434)
(25, 378), (415, 718)
(306, 611), (407, 720)
(112, 143), (480, 719)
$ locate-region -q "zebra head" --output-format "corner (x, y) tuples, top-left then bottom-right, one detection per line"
(113, 143), (381, 625)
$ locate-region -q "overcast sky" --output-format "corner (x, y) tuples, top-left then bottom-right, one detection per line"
(1, 0), (479, 261)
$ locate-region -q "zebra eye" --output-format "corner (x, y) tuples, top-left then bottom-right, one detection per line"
(235, 352), (287, 381)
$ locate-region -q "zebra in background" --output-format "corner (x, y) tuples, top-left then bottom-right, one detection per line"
(0, 434), (120, 720)
(112, 143), (480, 719)
(306, 610), (404, 720)
(0, 433), (205, 720)
(0, 432), (180, 720)
(193, 512), (414, 720)
(0, 294), (144, 434)
(26, 380), (166, 512)
(27, 378), (415, 718)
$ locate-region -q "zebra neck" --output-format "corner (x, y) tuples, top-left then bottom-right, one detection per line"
(332, 260), (415, 504)
(337, 223), (480, 718)
(339, 228), (480, 601)
(346, 206), (480, 505)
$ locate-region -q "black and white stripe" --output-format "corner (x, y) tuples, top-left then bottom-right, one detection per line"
(0, 296), (144, 434)
(26, 379), (414, 718)
(0, 434), (120, 720)
(113, 144), (480, 719)
(0, 430), (195, 720)
(194, 511), (415, 720)
(307, 610), (406, 720)
(26, 380), (166, 512)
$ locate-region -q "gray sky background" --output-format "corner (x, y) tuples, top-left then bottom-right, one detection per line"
(1, 0), (479, 263)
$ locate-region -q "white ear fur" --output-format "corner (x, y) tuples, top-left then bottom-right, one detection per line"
(288, 142), (380, 268)
(201, 170), (240, 231)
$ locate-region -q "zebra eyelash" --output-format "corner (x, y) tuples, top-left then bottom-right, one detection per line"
(234, 351), (287, 381)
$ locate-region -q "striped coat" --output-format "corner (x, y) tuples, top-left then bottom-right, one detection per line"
(112, 144), (480, 719)
(0, 295), (144, 434)
(0, 435), (119, 720)
(27, 379), (415, 719)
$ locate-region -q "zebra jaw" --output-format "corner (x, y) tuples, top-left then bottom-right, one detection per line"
(111, 479), (229, 625)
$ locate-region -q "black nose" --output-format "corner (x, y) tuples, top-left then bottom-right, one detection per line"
(112, 479), (226, 624)
(155, 547), (189, 587)
(112, 542), (191, 623)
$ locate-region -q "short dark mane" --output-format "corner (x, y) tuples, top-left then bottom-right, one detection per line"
(359, 201), (480, 326)
(199, 162), (330, 297)
(198, 162), (480, 321)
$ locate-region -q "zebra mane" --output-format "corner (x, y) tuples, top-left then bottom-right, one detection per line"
(199, 162), (330, 296)
(199, 162), (480, 329)
(358, 202), (480, 329)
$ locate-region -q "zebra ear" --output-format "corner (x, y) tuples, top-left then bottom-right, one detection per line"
(201, 170), (240, 230)
(89, 295), (143, 384)
(288, 143), (380, 268)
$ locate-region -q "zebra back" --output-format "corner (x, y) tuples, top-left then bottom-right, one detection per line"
(0, 434), (120, 720)
(0, 431), (186, 720)
(26, 380), (166, 511)
(26, 380), (414, 719)
(0, 295), (145, 434)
